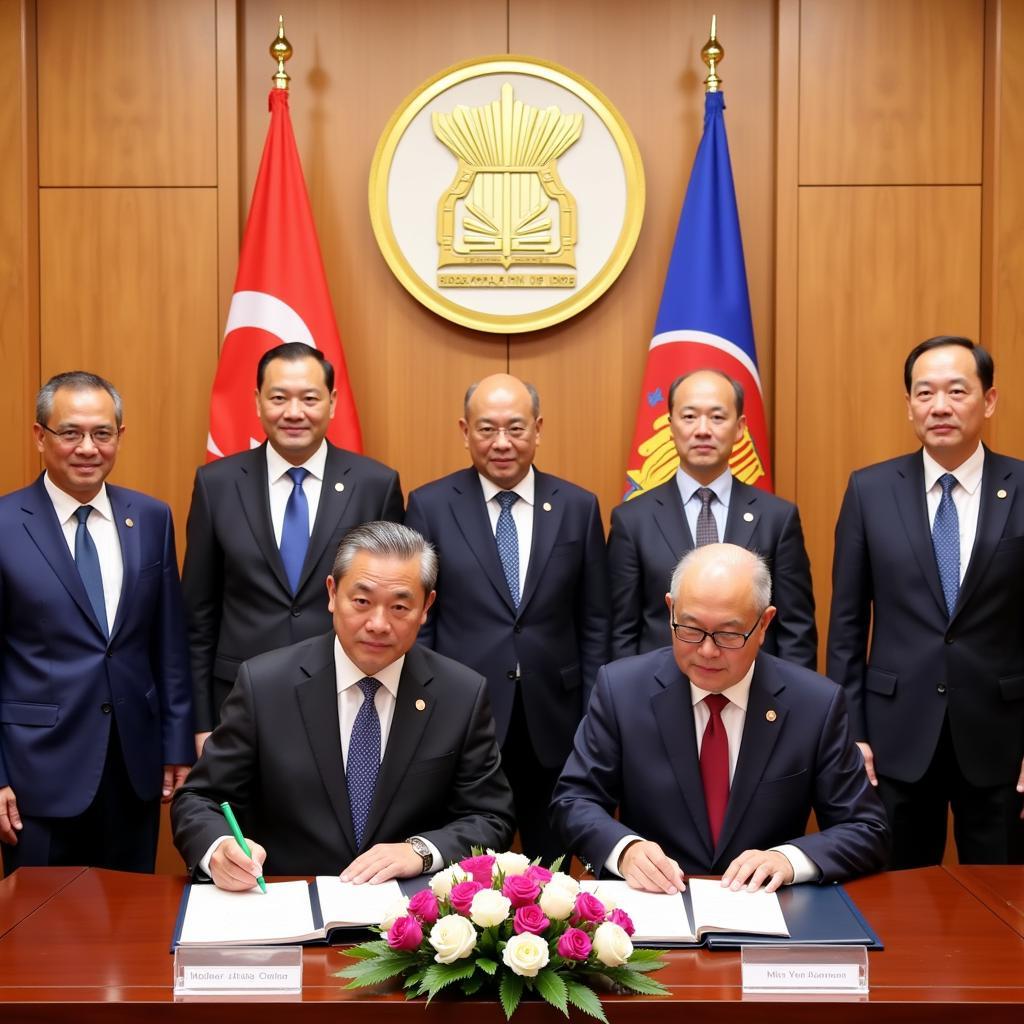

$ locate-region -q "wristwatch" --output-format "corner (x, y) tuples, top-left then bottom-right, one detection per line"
(406, 836), (432, 874)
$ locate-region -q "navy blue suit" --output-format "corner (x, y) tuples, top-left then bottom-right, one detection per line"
(551, 649), (888, 882)
(0, 475), (194, 869)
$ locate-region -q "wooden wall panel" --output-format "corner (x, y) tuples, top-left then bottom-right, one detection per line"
(38, 188), (220, 551)
(37, 0), (217, 186)
(508, 0), (777, 516)
(799, 0), (983, 185)
(795, 185), (981, 647)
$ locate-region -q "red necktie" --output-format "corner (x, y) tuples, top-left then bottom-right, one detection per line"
(699, 694), (730, 845)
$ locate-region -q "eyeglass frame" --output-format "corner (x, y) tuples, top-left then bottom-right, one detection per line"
(470, 423), (535, 443)
(669, 610), (764, 650)
(39, 423), (122, 447)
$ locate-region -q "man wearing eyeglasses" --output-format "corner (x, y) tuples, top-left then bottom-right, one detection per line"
(0, 372), (194, 873)
(405, 374), (610, 861)
(552, 543), (887, 893)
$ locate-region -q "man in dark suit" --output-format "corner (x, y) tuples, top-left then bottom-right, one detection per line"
(552, 544), (887, 893)
(828, 336), (1024, 867)
(0, 372), (194, 873)
(404, 374), (609, 861)
(608, 369), (816, 666)
(183, 342), (403, 754)
(172, 521), (514, 888)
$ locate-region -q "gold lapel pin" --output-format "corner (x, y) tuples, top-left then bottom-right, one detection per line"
(335, 482), (345, 492)
(997, 489), (1007, 499)
(765, 709), (777, 722)
(743, 512), (754, 523)
(543, 502), (552, 512)
(415, 699), (426, 711)
(124, 518), (134, 528)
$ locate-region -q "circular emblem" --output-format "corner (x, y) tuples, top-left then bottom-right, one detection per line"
(369, 56), (645, 333)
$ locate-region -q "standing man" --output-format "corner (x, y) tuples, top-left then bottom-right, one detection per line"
(183, 342), (403, 751)
(405, 374), (610, 861)
(608, 369), (816, 666)
(0, 372), (194, 873)
(828, 336), (1024, 867)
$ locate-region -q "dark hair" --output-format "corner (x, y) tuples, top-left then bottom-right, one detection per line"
(332, 521), (438, 593)
(256, 342), (335, 392)
(667, 369), (745, 418)
(903, 336), (994, 393)
(36, 371), (123, 427)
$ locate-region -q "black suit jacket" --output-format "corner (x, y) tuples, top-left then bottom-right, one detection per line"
(551, 649), (888, 882)
(827, 447), (1024, 787)
(182, 441), (404, 730)
(607, 478), (817, 666)
(404, 468), (610, 769)
(171, 635), (514, 875)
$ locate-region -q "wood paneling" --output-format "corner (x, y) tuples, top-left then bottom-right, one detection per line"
(795, 185), (981, 646)
(37, 0), (218, 186)
(799, 0), (983, 185)
(39, 188), (220, 551)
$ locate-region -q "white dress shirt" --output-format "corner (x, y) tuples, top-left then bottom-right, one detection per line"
(675, 466), (732, 542)
(267, 440), (328, 544)
(479, 466), (536, 598)
(44, 473), (123, 633)
(922, 443), (984, 584)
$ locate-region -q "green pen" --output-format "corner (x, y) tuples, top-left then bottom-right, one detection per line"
(220, 801), (267, 894)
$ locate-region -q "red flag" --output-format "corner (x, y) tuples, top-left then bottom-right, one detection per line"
(206, 88), (362, 460)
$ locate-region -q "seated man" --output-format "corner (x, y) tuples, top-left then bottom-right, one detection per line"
(172, 522), (515, 889)
(551, 543), (888, 894)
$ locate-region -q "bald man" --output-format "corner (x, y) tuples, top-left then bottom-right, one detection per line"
(552, 544), (887, 893)
(405, 375), (610, 860)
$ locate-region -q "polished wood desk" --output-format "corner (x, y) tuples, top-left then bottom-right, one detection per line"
(946, 864), (1024, 939)
(1, 866), (1023, 1021)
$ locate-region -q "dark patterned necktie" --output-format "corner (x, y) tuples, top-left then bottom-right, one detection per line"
(280, 466), (310, 593)
(495, 491), (521, 608)
(74, 505), (108, 637)
(347, 677), (382, 849)
(932, 473), (960, 617)
(700, 693), (730, 845)
(695, 487), (719, 546)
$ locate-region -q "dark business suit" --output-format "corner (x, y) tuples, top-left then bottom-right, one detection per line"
(182, 441), (404, 732)
(608, 477), (817, 666)
(171, 635), (514, 875)
(551, 649), (889, 882)
(0, 475), (194, 872)
(827, 448), (1024, 865)
(404, 467), (610, 859)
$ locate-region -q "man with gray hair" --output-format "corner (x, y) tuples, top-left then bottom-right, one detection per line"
(172, 521), (515, 889)
(552, 543), (887, 893)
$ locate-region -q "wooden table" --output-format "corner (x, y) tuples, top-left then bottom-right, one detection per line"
(1, 865), (1023, 1021)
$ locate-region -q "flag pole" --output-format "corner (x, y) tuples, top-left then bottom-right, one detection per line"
(271, 15), (292, 90)
(702, 16), (723, 93)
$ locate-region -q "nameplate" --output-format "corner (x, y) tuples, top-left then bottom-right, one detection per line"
(741, 945), (868, 994)
(173, 945), (302, 995)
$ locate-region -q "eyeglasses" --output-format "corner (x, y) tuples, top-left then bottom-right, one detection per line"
(40, 424), (120, 447)
(670, 618), (761, 650)
(472, 424), (533, 442)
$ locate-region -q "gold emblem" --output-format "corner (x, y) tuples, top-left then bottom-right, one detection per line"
(335, 482), (345, 492)
(543, 502), (552, 512)
(415, 699), (426, 711)
(766, 709), (777, 723)
(997, 489), (1007, 499)
(124, 518), (134, 528)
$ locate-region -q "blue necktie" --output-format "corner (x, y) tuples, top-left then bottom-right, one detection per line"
(932, 473), (960, 617)
(347, 677), (382, 849)
(279, 467), (310, 593)
(495, 491), (520, 608)
(74, 505), (108, 637)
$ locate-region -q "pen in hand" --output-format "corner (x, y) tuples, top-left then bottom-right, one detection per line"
(220, 801), (267, 894)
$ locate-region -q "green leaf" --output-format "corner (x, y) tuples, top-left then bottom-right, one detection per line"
(338, 940), (392, 960)
(600, 968), (670, 996)
(420, 962), (477, 1001)
(625, 947), (666, 964)
(499, 971), (524, 1019)
(563, 977), (609, 1023)
(461, 973), (485, 995)
(402, 968), (425, 990)
(338, 954), (418, 988)
(476, 957), (499, 976)
(533, 968), (569, 1015)
(548, 854), (566, 873)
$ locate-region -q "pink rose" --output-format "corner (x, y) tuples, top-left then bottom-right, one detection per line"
(513, 904), (551, 935)
(608, 908), (635, 936)
(525, 864), (553, 885)
(458, 854), (496, 885)
(407, 889), (440, 925)
(386, 915), (423, 952)
(449, 880), (485, 915)
(572, 892), (607, 925)
(557, 927), (592, 961)
(502, 874), (541, 908)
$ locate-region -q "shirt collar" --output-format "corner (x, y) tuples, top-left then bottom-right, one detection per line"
(689, 659), (755, 712)
(478, 465), (536, 507)
(922, 443), (984, 495)
(266, 439), (328, 485)
(43, 472), (114, 525)
(333, 636), (404, 698)
(675, 465), (733, 509)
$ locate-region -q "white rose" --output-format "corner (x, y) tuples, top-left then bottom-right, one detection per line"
(592, 922), (632, 967)
(547, 871), (580, 895)
(429, 865), (467, 900)
(502, 932), (550, 977)
(470, 888), (512, 928)
(493, 851), (531, 877)
(538, 882), (575, 920)
(379, 896), (410, 930)
(428, 914), (477, 964)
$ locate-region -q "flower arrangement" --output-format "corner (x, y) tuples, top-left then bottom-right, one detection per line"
(337, 851), (669, 1021)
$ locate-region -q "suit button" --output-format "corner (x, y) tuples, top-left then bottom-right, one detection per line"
(937, 684), (947, 695)
(945, 635), (953, 644)
(106, 649), (113, 658)
(513, 624), (522, 634)
(506, 670), (516, 680)
(291, 607), (301, 617)
(100, 702), (112, 714)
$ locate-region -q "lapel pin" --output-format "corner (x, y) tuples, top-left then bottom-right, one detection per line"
(997, 489), (1007, 499)
(415, 699), (426, 711)
(335, 482), (344, 492)
(543, 502), (552, 512)
(124, 518), (134, 528)
(765, 709), (777, 722)
(743, 512), (754, 523)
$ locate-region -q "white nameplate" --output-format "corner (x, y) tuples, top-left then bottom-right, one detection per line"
(173, 945), (303, 996)
(181, 965), (302, 992)
(741, 944), (868, 994)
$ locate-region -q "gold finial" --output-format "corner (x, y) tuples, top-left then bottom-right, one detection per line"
(701, 15), (723, 93)
(270, 15), (292, 90)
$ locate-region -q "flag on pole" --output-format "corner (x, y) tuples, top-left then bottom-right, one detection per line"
(624, 90), (770, 498)
(206, 87), (362, 461)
